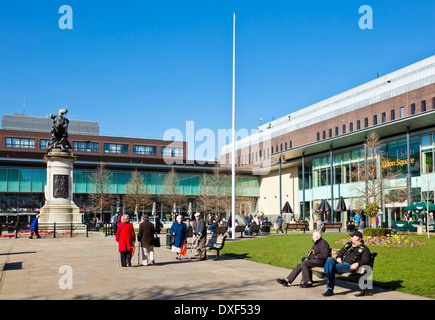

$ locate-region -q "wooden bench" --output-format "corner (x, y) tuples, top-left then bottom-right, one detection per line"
(235, 225), (246, 238)
(322, 222), (342, 232)
(283, 223), (308, 233)
(245, 224), (260, 235)
(214, 226), (228, 235)
(310, 248), (378, 296)
(206, 234), (227, 260)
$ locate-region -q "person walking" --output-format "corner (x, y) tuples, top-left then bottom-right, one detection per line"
(276, 231), (330, 288)
(28, 214), (41, 239)
(154, 214), (162, 234)
(137, 215), (156, 266)
(276, 213), (284, 233)
(170, 215), (188, 260)
(116, 214), (136, 267)
(193, 212), (207, 260)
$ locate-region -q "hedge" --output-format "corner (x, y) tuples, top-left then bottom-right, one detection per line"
(363, 228), (392, 236)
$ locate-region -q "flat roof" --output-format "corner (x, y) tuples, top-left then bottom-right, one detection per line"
(261, 109), (435, 172)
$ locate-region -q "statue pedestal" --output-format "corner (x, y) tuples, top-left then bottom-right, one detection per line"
(39, 150), (82, 226)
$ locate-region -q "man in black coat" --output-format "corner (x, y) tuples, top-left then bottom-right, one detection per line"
(276, 231), (330, 288)
(193, 212), (207, 260)
(321, 231), (371, 296)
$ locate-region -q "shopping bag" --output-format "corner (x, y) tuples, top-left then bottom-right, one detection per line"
(153, 234), (161, 247)
(181, 243), (187, 256)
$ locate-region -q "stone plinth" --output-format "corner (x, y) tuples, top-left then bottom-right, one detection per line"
(39, 150), (82, 225)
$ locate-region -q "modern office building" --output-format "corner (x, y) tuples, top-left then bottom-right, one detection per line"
(221, 54), (435, 228)
(0, 114), (259, 224)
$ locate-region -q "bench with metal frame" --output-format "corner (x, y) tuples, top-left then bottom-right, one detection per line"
(205, 234), (227, 260)
(310, 248), (378, 296)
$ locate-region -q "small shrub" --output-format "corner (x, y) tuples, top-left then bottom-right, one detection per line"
(363, 228), (391, 236)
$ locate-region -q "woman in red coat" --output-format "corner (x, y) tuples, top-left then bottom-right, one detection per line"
(116, 214), (136, 267)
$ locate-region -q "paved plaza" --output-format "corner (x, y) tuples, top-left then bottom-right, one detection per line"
(0, 232), (431, 301)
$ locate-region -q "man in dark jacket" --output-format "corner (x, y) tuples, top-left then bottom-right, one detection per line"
(321, 231), (371, 296)
(193, 212), (207, 260)
(137, 215), (156, 266)
(276, 231), (330, 288)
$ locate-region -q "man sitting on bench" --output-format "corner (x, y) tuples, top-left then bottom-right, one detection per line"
(319, 231), (371, 297)
(276, 231), (330, 288)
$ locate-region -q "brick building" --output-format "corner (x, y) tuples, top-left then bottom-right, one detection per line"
(221, 54), (435, 229)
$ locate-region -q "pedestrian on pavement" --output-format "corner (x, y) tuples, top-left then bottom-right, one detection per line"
(28, 214), (41, 239)
(154, 214), (163, 234)
(137, 215), (156, 266)
(116, 214), (136, 267)
(170, 215), (187, 260)
(193, 212), (207, 260)
(276, 213), (284, 233)
(276, 231), (330, 288)
(111, 213), (119, 235)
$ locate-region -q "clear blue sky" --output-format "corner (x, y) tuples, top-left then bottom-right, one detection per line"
(1, 1), (435, 160)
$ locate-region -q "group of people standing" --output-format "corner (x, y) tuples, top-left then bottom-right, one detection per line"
(169, 212), (208, 261)
(115, 212), (211, 266)
(115, 214), (158, 267)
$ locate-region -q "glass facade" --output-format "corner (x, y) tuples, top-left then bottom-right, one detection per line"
(0, 167), (259, 197)
(298, 131), (435, 223)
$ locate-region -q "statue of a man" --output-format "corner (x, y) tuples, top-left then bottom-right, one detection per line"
(47, 108), (72, 153)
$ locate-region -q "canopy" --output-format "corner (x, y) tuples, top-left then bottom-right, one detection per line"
(282, 201), (293, 213)
(315, 199), (331, 212)
(336, 196), (347, 212)
(405, 201), (435, 212)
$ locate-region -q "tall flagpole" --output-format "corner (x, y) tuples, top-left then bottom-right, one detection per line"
(231, 12), (236, 240)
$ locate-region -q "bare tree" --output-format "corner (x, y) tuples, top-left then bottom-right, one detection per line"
(160, 168), (185, 221)
(125, 169), (152, 222)
(89, 162), (113, 221)
(196, 173), (214, 214)
(209, 165), (231, 214)
(351, 132), (408, 224)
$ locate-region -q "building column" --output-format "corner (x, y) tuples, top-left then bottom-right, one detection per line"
(330, 145), (334, 223)
(407, 126), (412, 205)
(279, 157), (282, 218)
(302, 152), (306, 221)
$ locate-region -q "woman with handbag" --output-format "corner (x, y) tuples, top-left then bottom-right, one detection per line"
(116, 214), (136, 267)
(170, 215), (187, 260)
(137, 215), (156, 266)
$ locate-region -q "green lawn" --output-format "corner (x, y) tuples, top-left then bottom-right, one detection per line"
(221, 232), (435, 299)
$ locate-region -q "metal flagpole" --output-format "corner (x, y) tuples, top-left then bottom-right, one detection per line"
(231, 11), (236, 240)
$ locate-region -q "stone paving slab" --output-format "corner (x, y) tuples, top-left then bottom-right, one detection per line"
(0, 235), (431, 301)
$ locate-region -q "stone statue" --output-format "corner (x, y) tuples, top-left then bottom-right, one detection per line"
(47, 108), (72, 153)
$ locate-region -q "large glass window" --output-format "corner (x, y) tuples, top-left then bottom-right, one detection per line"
(162, 147), (184, 157)
(40, 139), (50, 150)
(133, 145), (157, 155)
(421, 134), (433, 174)
(73, 141), (99, 152)
(384, 138), (420, 177)
(5, 138), (35, 149)
(104, 143), (128, 154)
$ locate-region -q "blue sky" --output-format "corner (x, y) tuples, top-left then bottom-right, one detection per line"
(1, 1), (435, 159)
